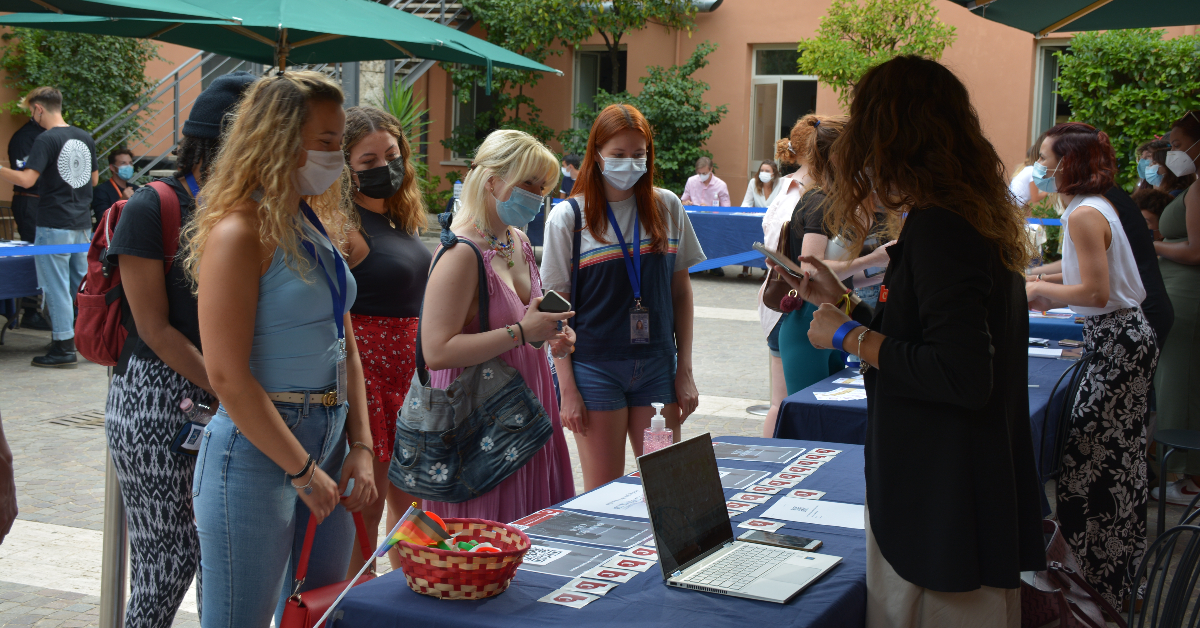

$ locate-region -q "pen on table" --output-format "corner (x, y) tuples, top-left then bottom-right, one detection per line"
(1028, 385), (1039, 388)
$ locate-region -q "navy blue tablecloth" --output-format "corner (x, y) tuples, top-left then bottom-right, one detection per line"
(1029, 314), (1083, 342)
(685, 209), (767, 271)
(0, 253), (40, 331)
(330, 436), (867, 628)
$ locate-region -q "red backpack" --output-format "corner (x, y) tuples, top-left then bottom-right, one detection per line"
(75, 180), (181, 371)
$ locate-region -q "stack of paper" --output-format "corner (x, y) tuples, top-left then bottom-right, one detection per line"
(813, 387), (867, 401)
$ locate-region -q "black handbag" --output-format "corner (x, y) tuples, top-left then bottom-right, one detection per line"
(388, 214), (553, 503)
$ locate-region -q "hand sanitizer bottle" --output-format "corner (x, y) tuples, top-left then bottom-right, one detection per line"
(642, 402), (673, 454)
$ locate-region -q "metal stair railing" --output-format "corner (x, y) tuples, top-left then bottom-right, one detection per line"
(384, 0), (473, 88)
(91, 52), (254, 180)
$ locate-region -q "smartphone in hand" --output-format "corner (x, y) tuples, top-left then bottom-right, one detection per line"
(531, 289), (571, 349)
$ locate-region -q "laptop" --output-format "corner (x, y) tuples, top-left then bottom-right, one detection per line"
(637, 433), (842, 603)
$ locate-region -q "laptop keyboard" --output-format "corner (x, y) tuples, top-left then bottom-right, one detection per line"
(684, 543), (791, 591)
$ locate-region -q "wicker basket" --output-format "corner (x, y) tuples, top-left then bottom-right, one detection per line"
(395, 518), (531, 600)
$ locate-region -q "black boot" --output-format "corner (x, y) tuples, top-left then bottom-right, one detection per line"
(32, 337), (78, 369)
(21, 310), (51, 331)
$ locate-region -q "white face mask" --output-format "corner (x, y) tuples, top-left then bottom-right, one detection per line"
(698, 171), (711, 182)
(1165, 139), (1199, 177)
(758, 171), (773, 183)
(598, 153), (647, 191)
(561, 166), (571, 178)
(296, 149), (345, 196)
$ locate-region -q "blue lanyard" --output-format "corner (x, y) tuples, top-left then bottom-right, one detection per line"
(298, 201), (347, 341)
(183, 173), (200, 199)
(605, 203), (641, 302)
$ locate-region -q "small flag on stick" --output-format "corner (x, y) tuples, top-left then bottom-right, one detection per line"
(375, 504), (451, 557)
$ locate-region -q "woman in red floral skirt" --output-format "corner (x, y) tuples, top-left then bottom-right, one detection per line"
(339, 106), (431, 571)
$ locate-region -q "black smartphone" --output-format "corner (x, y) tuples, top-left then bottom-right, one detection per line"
(737, 530), (822, 551)
(531, 290), (572, 349)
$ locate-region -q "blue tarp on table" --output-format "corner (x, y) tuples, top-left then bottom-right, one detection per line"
(1029, 314), (1084, 342)
(0, 253), (40, 333)
(331, 436), (868, 628)
(685, 207), (767, 272)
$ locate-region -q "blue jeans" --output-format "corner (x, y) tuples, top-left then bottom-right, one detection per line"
(33, 227), (89, 340)
(572, 355), (678, 411)
(193, 399), (353, 628)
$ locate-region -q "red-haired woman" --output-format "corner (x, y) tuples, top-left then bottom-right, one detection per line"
(1026, 122), (1157, 608)
(1152, 110), (1200, 506)
(541, 104), (705, 490)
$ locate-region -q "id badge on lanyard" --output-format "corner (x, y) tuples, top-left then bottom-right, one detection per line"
(606, 204), (649, 345)
(299, 201), (349, 403)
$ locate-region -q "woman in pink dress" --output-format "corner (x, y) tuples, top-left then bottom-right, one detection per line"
(418, 129), (577, 522)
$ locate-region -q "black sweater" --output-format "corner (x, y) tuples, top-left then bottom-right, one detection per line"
(854, 206), (1046, 591)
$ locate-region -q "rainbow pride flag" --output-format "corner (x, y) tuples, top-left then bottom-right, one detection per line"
(375, 506), (451, 557)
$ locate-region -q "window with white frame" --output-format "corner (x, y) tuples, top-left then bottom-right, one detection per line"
(1031, 43), (1072, 146)
(573, 47), (627, 129)
(749, 46), (817, 175)
(451, 82), (497, 161)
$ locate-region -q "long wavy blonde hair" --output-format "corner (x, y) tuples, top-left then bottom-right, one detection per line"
(337, 106), (425, 234)
(451, 129), (559, 232)
(182, 71), (349, 287)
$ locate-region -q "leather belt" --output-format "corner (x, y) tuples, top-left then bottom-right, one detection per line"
(13, 191), (38, 198)
(267, 390), (339, 407)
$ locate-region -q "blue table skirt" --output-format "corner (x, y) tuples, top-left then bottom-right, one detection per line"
(685, 210), (767, 271)
(331, 436), (867, 628)
(1029, 314), (1083, 342)
(0, 255), (40, 330)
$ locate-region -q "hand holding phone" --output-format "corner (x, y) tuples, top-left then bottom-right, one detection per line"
(531, 290), (572, 349)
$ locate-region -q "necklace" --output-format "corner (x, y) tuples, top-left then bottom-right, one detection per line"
(474, 222), (516, 267)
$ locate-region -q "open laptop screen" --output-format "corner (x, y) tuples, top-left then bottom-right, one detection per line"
(638, 434), (734, 578)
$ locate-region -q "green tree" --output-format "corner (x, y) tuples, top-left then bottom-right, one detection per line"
(796, 0), (956, 107)
(440, 0), (594, 158)
(586, 0), (697, 94)
(0, 28), (163, 155)
(562, 41), (728, 194)
(1055, 29), (1200, 190)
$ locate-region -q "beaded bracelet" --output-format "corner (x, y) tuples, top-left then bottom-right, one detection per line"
(505, 325), (519, 344)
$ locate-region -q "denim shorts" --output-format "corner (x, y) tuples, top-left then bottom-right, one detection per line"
(572, 355), (678, 411)
(766, 317), (784, 358)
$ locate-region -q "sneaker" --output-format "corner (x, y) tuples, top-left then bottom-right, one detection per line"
(1150, 479), (1200, 507)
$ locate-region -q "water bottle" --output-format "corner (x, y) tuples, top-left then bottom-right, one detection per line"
(642, 402), (674, 454)
(452, 179), (463, 200)
(180, 398), (215, 425)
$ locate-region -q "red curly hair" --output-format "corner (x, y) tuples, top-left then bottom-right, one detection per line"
(572, 104), (668, 252)
(1044, 122), (1116, 196)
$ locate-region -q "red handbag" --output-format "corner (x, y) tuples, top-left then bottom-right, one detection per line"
(280, 511), (376, 628)
(1020, 519), (1127, 628)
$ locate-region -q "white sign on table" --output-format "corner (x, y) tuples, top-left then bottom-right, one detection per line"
(760, 497), (865, 530)
(562, 482), (648, 519)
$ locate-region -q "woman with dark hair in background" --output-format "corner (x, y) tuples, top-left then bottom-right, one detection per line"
(1146, 140), (1195, 197)
(541, 104), (705, 490)
(1026, 122), (1156, 608)
(336, 106), (427, 573)
(103, 71), (257, 628)
(741, 159), (781, 208)
(1134, 187), (1173, 241)
(1152, 110), (1200, 506)
(773, 56), (1044, 626)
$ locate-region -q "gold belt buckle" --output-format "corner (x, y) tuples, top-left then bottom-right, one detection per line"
(321, 391), (338, 406)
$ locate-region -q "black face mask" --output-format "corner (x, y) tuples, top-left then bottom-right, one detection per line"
(355, 156), (405, 199)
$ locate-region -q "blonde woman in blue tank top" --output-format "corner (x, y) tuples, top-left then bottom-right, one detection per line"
(181, 72), (378, 628)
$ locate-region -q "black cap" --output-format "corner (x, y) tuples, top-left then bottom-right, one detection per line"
(181, 71), (258, 140)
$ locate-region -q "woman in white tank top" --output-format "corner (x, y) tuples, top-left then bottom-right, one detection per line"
(1024, 122), (1158, 609)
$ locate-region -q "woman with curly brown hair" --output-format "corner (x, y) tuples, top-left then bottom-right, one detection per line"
(770, 56), (1044, 627)
(335, 106), (428, 573)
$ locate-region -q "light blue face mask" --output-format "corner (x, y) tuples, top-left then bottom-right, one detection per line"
(1145, 164), (1164, 187)
(1137, 158), (1151, 181)
(493, 181), (544, 227)
(117, 164), (134, 181)
(1032, 161), (1058, 193)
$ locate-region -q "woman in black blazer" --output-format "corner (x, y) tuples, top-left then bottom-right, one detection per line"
(772, 56), (1046, 627)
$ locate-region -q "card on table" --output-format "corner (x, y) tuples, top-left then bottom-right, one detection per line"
(744, 485), (781, 494)
(789, 459), (824, 469)
(563, 578), (620, 597)
(601, 556), (656, 572)
(760, 478), (801, 489)
(807, 448), (843, 456)
(784, 465), (817, 475)
(539, 589), (599, 608)
(737, 518), (785, 532)
(788, 489), (826, 500)
(725, 500), (759, 513)
(517, 539), (621, 578)
(621, 546), (659, 560)
(582, 566), (639, 583)
(730, 492), (772, 503)
(727, 510), (743, 518)
(772, 472), (809, 481)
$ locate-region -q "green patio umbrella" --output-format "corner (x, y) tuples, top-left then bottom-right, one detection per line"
(0, 0), (559, 75)
(952, 0), (1200, 37)
(0, 0), (232, 20)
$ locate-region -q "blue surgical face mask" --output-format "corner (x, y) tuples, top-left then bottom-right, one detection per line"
(1145, 164), (1164, 187)
(492, 181), (544, 227)
(116, 164), (134, 181)
(1137, 158), (1151, 181)
(1032, 161), (1058, 193)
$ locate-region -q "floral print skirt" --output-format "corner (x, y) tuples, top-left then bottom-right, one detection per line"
(352, 313), (419, 462)
(1057, 307), (1158, 607)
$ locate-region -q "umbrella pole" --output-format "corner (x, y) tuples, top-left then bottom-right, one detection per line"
(276, 28), (289, 71)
